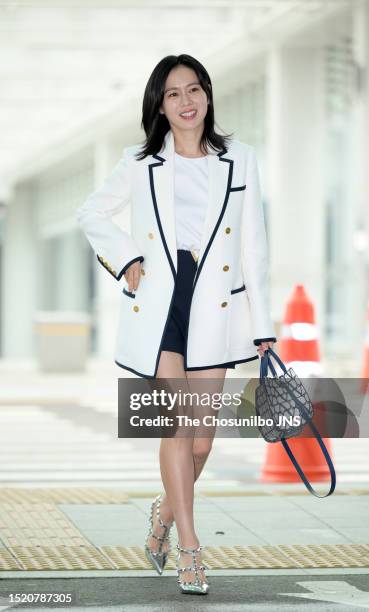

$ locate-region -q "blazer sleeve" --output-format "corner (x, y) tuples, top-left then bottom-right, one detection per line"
(241, 147), (276, 346)
(75, 147), (144, 281)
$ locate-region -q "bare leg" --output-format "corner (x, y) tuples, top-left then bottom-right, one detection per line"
(146, 350), (196, 554)
(175, 366), (227, 584)
(159, 364), (227, 526)
(148, 353), (227, 585)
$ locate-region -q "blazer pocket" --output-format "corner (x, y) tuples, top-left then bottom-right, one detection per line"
(231, 283), (246, 295)
(122, 287), (136, 299)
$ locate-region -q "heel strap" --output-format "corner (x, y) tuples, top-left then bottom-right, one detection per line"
(148, 528), (170, 542)
(176, 543), (202, 554)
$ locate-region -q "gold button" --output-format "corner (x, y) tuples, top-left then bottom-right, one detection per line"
(223, 265), (229, 271)
(225, 227), (231, 234)
(133, 305), (139, 312)
(112, 270), (117, 275)
(140, 269), (145, 275)
(148, 232), (154, 239)
(221, 301), (228, 308)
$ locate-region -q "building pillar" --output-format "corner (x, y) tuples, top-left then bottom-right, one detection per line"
(265, 45), (325, 339)
(56, 230), (89, 311)
(351, 0), (369, 355)
(2, 184), (37, 357)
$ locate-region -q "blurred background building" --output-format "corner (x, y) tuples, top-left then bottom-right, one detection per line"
(0, 0), (368, 375)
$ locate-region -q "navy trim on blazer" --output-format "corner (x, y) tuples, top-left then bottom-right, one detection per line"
(148, 153), (179, 379)
(122, 287), (136, 298)
(149, 154), (176, 282)
(120, 256), (144, 278)
(185, 354), (258, 370)
(231, 283), (246, 294)
(230, 184), (246, 192)
(253, 337), (277, 346)
(115, 353), (259, 379)
(190, 149), (233, 295)
(182, 148), (235, 370)
(115, 359), (156, 380)
(96, 254), (144, 281)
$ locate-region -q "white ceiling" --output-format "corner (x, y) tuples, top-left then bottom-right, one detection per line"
(0, 0), (351, 188)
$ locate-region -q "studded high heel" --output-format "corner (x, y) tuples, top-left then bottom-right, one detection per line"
(176, 542), (209, 595)
(144, 493), (173, 575)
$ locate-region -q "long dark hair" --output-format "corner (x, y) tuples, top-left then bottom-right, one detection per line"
(135, 54), (233, 160)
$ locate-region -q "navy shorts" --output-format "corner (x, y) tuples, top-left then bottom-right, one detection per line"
(161, 249), (236, 370)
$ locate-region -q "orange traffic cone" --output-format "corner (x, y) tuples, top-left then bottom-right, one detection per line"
(279, 285), (321, 377)
(360, 298), (369, 394)
(261, 435), (331, 483)
(260, 284), (333, 484)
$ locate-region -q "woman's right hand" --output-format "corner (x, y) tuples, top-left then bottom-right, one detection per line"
(124, 260), (142, 292)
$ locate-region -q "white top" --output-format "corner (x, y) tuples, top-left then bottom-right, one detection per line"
(174, 152), (209, 257)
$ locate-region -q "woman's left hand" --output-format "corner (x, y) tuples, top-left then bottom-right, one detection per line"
(256, 341), (275, 357)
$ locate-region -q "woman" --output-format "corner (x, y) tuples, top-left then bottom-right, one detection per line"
(77, 54), (276, 595)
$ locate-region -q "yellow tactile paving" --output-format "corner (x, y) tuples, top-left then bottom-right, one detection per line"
(0, 549), (23, 570)
(1, 540), (369, 571)
(0, 488), (368, 505)
(1, 544), (369, 571)
(203, 545), (294, 569)
(277, 544), (369, 568)
(7, 546), (113, 571)
(99, 545), (148, 570)
(98, 544), (369, 570)
(0, 489), (129, 504)
(0, 503), (86, 547)
(0, 502), (115, 570)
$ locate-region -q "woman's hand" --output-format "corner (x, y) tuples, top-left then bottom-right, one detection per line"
(124, 260), (142, 293)
(256, 341), (275, 358)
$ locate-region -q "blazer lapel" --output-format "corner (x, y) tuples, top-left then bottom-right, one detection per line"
(195, 149), (232, 286)
(148, 128), (232, 286)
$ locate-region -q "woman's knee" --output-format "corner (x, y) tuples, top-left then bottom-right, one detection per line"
(193, 439), (213, 462)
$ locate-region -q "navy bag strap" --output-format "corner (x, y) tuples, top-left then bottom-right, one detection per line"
(260, 348), (336, 498)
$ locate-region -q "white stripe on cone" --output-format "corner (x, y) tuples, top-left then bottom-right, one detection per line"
(281, 322), (318, 341)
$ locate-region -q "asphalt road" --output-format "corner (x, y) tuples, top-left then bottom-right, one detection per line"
(1, 575), (369, 611)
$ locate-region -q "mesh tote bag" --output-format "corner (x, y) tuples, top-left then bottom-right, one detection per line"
(255, 348), (336, 498)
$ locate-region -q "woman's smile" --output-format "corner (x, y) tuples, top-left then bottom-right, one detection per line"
(179, 109), (197, 120)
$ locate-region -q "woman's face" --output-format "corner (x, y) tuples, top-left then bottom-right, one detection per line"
(159, 64), (209, 132)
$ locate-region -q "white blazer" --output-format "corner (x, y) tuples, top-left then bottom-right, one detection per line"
(76, 129), (276, 378)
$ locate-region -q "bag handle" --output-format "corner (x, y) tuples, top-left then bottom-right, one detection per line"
(258, 348), (336, 498)
(281, 421), (336, 498)
(265, 347), (288, 375)
(259, 348), (287, 381)
(259, 353), (269, 381)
